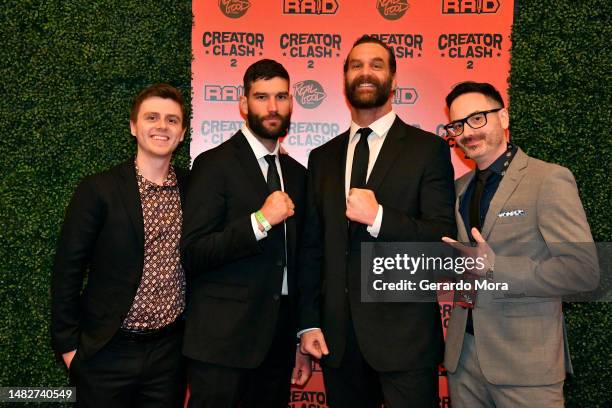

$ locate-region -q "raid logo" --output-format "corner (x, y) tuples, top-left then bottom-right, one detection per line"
(293, 80), (327, 109)
(377, 0), (410, 20)
(442, 0), (500, 14)
(369, 33), (423, 58)
(440, 303), (452, 328)
(438, 33), (502, 58)
(203, 85), (244, 102)
(218, 0), (251, 18)
(280, 33), (341, 58)
(392, 87), (418, 105)
(283, 0), (339, 14)
(202, 31), (264, 57)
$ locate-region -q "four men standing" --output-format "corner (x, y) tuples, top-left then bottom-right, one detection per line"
(52, 42), (597, 408)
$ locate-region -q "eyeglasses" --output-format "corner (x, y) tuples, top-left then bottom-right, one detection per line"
(444, 108), (502, 137)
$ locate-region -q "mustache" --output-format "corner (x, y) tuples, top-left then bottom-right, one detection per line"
(262, 114), (282, 120)
(352, 75), (381, 87)
(457, 133), (485, 143)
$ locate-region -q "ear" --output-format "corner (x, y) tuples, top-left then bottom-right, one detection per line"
(239, 95), (248, 117)
(179, 127), (186, 143)
(391, 73), (397, 92)
(130, 120), (137, 137)
(499, 108), (509, 130)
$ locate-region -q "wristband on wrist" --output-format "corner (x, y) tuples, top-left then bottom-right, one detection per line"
(255, 210), (272, 232)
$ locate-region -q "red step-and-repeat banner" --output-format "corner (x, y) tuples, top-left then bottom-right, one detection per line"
(191, 1), (514, 406)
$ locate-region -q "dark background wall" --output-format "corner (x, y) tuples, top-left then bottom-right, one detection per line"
(1, 0), (609, 406)
(510, 2), (611, 405)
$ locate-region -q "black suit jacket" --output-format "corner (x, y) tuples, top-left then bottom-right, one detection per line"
(298, 116), (456, 370)
(180, 131), (306, 369)
(51, 160), (189, 360)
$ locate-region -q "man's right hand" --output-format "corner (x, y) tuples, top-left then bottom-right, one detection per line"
(300, 329), (329, 359)
(260, 191), (295, 226)
(62, 349), (77, 369)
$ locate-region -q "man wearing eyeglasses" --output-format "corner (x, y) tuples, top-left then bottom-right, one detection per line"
(440, 81), (598, 407)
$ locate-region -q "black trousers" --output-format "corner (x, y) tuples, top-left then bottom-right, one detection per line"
(70, 328), (186, 408)
(187, 297), (295, 408)
(322, 317), (439, 408)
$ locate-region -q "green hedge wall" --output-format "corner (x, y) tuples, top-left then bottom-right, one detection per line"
(1, 0), (609, 406)
(0, 0), (193, 400)
(510, 1), (611, 406)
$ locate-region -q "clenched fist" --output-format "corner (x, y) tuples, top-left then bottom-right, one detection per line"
(260, 191), (295, 227)
(346, 188), (378, 226)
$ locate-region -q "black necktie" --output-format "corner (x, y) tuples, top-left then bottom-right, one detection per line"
(350, 128), (373, 189)
(264, 155), (281, 192)
(464, 168), (492, 335)
(264, 155), (286, 269)
(469, 169), (493, 234)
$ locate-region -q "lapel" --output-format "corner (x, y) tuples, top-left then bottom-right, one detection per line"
(175, 166), (189, 207)
(481, 148), (529, 239)
(116, 161), (144, 248)
(455, 172), (475, 243)
(332, 131), (351, 241)
(365, 116), (407, 193)
(232, 131), (270, 206)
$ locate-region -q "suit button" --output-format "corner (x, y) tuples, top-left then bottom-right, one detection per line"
(276, 259), (283, 267)
(345, 288), (349, 294)
(345, 250), (349, 256)
(273, 294), (280, 301)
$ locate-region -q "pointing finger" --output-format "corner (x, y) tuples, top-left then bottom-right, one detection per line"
(471, 227), (486, 243)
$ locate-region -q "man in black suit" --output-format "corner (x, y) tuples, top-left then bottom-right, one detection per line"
(298, 35), (456, 407)
(51, 83), (189, 407)
(181, 59), (310, 407)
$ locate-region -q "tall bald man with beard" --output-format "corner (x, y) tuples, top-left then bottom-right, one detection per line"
(297, 35), (456, 407)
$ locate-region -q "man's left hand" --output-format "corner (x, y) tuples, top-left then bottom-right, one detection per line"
(442, 227), (495, 277)
(291, 347), (312, 386)
(346, 188), (378, 226)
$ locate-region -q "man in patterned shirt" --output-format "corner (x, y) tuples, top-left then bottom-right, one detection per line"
(51, 83), (189, 407)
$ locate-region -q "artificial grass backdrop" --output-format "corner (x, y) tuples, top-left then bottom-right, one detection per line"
(1, 1), (609, 406)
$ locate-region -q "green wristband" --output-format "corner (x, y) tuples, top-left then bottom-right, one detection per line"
(255, 210), (272, 232)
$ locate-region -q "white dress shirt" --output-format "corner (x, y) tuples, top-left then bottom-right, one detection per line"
(242, 124), (289, 295)
(345, 110), (397, 237)
(298, 111), (396, 338)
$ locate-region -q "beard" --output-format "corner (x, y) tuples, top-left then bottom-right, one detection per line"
(345, 74), (393, 109)
(247, 111), (291, 140)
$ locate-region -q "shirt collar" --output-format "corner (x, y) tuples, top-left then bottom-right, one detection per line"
(134, 162), (178, 189)
(349, 110), (397, 142)
(241, 124), (280, 161)
(483, 143), (513, 175)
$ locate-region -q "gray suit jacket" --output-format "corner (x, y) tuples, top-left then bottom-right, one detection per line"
(444, 148), (598, 386)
